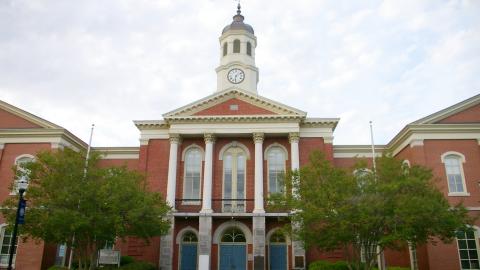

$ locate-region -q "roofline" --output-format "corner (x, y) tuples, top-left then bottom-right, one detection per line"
(162, 88), (307, 117)
(411, 93), (480, 124)
(0, 100), (64, 129)
(387, 123), (480, 154)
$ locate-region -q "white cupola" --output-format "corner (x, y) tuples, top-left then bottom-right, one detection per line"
(216, 4), (259, 94)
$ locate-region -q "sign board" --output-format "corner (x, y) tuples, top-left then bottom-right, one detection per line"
(17, 199), (26, 224)
(98, 249), (120, 267)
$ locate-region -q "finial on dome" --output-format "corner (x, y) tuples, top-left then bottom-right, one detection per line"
(237, 2), (241, 15)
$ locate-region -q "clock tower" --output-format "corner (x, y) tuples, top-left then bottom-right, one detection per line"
(216, 4), (259, 94)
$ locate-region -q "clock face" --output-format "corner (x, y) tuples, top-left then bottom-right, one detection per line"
(227, 68), (245, 84)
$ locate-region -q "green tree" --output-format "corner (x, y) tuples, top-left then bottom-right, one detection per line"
(270, 151), (473, 270)
(1, 148), (170, 270)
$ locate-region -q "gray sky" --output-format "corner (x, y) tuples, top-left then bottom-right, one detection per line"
(1, 0), (479, 147)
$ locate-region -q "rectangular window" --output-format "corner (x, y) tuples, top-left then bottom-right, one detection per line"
(457, 230), (480, 269)
(0, 228), (17, 266)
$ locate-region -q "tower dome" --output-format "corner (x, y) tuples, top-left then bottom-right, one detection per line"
(222, 4), (254, 35)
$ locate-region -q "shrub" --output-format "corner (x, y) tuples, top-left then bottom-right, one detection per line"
(309, 260), (350, 270)
(121, 256), (135, 266)
(48, 267), (69, 270)
(120, 261), (156, 270)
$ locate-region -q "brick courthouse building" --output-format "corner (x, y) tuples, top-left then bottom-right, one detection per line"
(1, 5), (480, 270)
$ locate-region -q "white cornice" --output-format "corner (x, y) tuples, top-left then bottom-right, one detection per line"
(302, 117), (340, 130)
(134, 120), (169, 130)
(388, 124), (480, 155)
(0, 128), (87, 151)
(166, 114), (304, 123)
(93, 147), (140, 159)
(333, 145), (386, 158)
(215, 61), (259, 72)
(169, 122), (300, 135)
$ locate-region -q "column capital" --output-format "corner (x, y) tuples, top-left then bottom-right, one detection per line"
(253, 132), (264, 144)
(169, 133), (181, 144)
(288, 132), (300, 143)
(204, 133), (216, 144)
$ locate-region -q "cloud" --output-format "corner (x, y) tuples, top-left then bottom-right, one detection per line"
(0, 0), (479, 146)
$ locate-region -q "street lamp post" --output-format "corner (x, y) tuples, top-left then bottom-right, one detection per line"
(7, 179), (28, 270)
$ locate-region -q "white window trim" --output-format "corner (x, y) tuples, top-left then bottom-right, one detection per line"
(181, 144), (205, 161)
(11, 154), (35, 195)
(222, 146), (247, 213)
(441, 151), (469, 196)
(456, 226), (480, 270)
(182, 146), (203, 205)
(265, 145), (287, 195)
(175, 226), (199, 244)
(218, 141), (250, 160)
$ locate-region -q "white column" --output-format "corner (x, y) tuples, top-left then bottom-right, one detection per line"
(289, 132), (305, 269)
(289, 132), (300, 171)
(253, 132), (264, 213)
(201, 133), (215, 213)
(166, 134), (180, 209)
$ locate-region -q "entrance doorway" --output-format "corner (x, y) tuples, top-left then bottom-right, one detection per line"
(219, 227), (247, 270)
(269, 231), (287, 270)
(180, 231), (198, 270)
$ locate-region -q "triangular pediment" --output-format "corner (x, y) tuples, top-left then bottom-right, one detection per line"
(0, 100), (62, 129)
(163, 88), (306, 119)
(411, 94), (480, 125)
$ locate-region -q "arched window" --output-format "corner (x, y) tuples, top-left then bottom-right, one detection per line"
(233, 39), (240, 53)
(13, 155), (34, 194)
(246, 42), (252, 56)
(183, 148), (202, 204)
(270, 231), (286, 243)
(353, 168), (372, 189)
(267, 146), (286, 194)
(442, 153), (467, 194)
(182, 231), (198, 243)
(223, 42), (228, 56)
(223, 147), (246, 212)
(221, 227), (246, 243)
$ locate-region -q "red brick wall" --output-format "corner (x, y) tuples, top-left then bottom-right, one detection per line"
(193, 98), (276, 116)
(117, 140), (170, 267)
(422, 139), (480, 206)
(143, 139), (170, 196)
(384, 247), (411, 268)
(437, 104), (480, 124)
(0, 108), (42, 129)
(0, 143), (52, 270)
(299, 137), (329, 166)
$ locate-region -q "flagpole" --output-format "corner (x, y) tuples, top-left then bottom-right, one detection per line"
(68, 124), (95, 269)
(370, 121), (386, 270)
